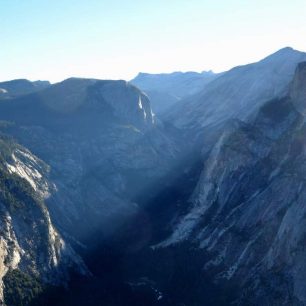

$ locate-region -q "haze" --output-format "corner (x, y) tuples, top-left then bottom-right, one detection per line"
(1, 0), (306, 82)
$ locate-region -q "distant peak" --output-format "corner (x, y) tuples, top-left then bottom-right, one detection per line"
(260, 46), (305, 64)
(0, 78), (32, 85)
(60, 77), (97, 83)
(278, 46), (294, 52)
(269, 47), (297, 56)
(201, 70), (214, 74)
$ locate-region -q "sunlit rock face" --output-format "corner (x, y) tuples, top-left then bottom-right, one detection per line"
(0, 78), (177, 243)
(163, 48), (306, 148)
(0, 138), (85, 304)
(160, 63), (306, 304)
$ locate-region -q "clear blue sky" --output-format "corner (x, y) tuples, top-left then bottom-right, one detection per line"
(1, 0), (306, 82)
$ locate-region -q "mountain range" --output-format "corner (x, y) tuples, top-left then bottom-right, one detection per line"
(131, 70), (220, 114)
(0, 47), (305, 305)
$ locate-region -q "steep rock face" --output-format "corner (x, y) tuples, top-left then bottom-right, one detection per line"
(0, 78), (177, 243)
(131, 71), (219, 114)
(165, 48), (306, 141)
(37, 78), (154, 129)
(0, 136), (85, 304)
(159, 62), (306, 304)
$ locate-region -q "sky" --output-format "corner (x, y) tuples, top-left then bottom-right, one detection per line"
(1, 0), (306, 83)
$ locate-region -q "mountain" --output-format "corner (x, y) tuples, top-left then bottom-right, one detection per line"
(164, 47), (306, 148)
(0, 48), (306, 305)
(0, 135), (85, 305)
(0, 78), (178, 244)
(0, 79), (50, 99)
(156, 62), (306, 304)
(131, 71), (219, 114)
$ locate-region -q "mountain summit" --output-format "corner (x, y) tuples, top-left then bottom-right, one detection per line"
(165, 47), (306, 133)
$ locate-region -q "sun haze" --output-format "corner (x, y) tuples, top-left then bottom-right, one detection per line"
(1, 0), (306, 82)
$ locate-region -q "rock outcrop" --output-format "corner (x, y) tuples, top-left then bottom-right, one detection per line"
(0, 136), (85, 304)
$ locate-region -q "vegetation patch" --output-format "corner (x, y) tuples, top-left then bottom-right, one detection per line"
(3, 269), (44, 306)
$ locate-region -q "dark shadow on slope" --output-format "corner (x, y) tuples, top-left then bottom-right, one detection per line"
(30, 156), (238, 306)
